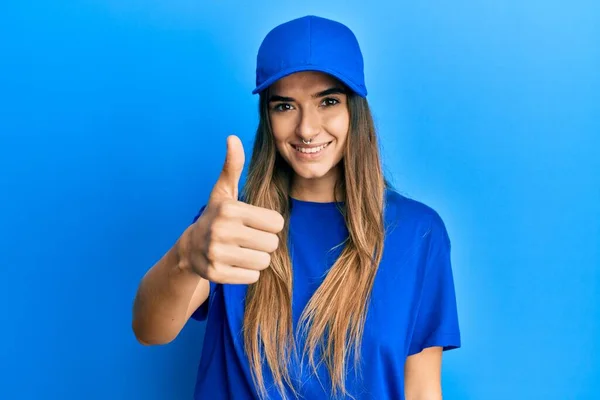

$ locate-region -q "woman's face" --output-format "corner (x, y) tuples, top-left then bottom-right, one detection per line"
(268, 71), (350, 182)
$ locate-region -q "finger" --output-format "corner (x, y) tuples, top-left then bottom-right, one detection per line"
(235, 202), (285, 233)
(207, 263), (260, 285)
(208, 135), (245, 202)
(216, 245), (272, 271)
(234, 225), (280, 253)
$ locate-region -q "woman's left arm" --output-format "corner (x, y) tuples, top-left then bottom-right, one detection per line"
(404, 346), (443, 400)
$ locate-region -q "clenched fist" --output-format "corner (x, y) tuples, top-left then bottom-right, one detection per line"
(185, 135), (285, 284)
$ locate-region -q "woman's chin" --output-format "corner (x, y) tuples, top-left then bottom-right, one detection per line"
(290, 163), (338, 181)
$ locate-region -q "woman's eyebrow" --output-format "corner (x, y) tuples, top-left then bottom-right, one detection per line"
(268, 87), (346, 103)
(268, 94), (294, 103)
(312, 87), (346, 98)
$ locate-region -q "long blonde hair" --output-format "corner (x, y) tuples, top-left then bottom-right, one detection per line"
(242, 87), (387, 399)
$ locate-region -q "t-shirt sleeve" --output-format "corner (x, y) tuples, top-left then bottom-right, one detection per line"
(189, 205), (217, 322)
(408, 212), (461, 356)
(190, 280), (217, 321)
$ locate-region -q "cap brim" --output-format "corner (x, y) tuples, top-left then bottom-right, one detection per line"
(252, 65), (367, 97)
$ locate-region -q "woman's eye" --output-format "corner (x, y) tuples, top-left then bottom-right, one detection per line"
(274, 103), (293, 112)
(321, 98), (340, 107)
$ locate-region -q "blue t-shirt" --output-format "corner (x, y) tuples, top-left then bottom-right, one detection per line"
(190, 189), (461, 399)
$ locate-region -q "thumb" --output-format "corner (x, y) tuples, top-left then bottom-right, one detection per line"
(209, 135), (245, 202)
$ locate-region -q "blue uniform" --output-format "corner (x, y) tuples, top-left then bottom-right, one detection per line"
(190, 189), (461, 399)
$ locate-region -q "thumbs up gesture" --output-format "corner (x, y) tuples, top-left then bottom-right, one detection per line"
(187, 135), (285, 284)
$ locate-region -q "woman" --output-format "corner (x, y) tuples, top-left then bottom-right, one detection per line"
(132, 15), (461, 400)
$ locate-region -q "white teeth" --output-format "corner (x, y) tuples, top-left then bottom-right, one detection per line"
(294, 143), (329, 154)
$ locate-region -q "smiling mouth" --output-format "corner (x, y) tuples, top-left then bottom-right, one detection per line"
(291, 141), (332, 154)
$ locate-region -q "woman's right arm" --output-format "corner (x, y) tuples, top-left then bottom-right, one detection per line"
(131, 136), (284, 345)
(131, 223), (210, 346)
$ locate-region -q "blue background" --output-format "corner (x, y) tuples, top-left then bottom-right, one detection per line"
(1, 1), (598, 399)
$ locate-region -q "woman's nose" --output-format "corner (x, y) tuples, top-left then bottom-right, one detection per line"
(295, 107), (321, 140)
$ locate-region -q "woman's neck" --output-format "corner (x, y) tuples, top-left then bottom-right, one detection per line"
(290, 168), (344, 203)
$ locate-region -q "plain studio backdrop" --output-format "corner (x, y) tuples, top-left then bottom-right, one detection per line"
(0, 1), (598, 399)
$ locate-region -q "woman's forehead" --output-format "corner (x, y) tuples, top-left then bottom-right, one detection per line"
(270, 71), (342, 94)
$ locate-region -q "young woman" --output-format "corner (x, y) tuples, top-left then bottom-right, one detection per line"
(133, 15), (461, 400)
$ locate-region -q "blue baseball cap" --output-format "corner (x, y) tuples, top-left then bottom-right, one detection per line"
(252, 15), (367, 97)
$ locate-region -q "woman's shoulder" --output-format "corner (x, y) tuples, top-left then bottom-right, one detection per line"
(385, 189), (445, 224)
(384, 188), (450, 243)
